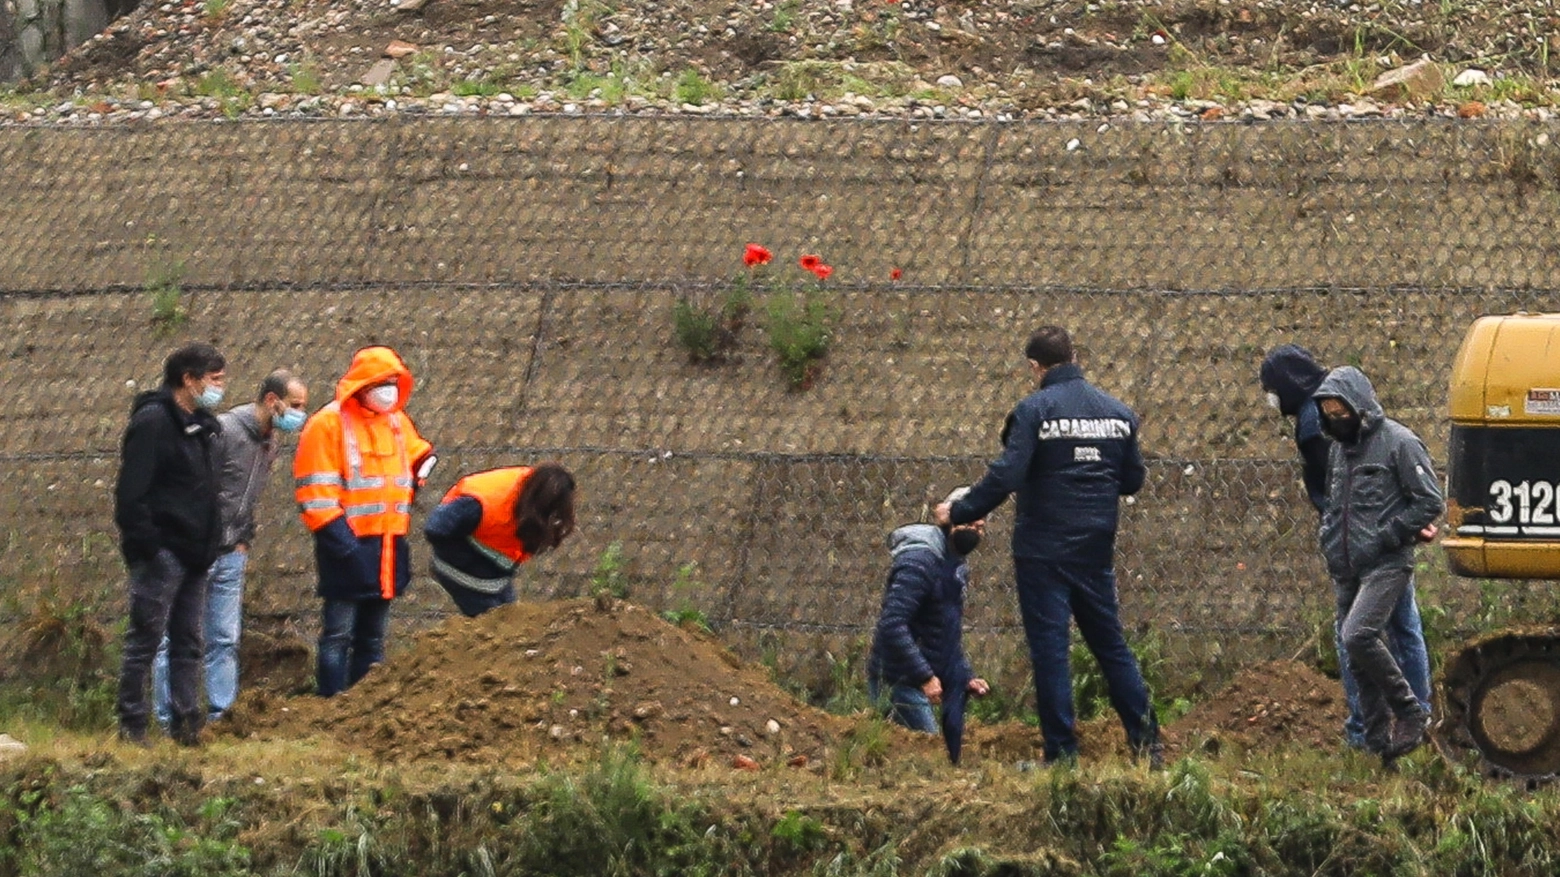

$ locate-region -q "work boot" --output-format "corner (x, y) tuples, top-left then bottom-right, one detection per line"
(1382, 710), (1431, 766)
(117, 724), (150, 749)
(1133, 739), (1166, 771)
(168, 716), (206, 748)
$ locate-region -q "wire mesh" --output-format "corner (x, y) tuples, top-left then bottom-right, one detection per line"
(3, 116), (1560, 696)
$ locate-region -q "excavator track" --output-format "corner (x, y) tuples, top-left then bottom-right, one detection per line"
(1436, 627), (1560, 785)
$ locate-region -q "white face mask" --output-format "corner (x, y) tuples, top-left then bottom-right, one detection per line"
(364, 384), (399, 412)
(1265, 392), (1281, 410)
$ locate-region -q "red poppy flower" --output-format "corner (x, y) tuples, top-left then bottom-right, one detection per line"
(890, 267), (903, 281)
(812, 264), (833, 281)
(799, 254), (823, 271)
(743, 243), (772, 267)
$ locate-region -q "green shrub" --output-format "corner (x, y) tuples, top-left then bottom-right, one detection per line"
(590, 541), (629, 601)
(766, 289), (835, 390)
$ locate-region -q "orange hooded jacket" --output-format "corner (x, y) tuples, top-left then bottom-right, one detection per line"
(294, 346), (434, 599)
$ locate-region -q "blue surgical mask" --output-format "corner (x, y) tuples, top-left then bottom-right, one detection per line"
(195, 383), (224, 410)
(275, 408), (306, 433)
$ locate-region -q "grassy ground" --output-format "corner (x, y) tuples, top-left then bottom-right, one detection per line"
(3, 714), (1560, 877)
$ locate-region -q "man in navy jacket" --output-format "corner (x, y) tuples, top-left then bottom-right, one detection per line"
(937, 326), (1160, 767)
(868, 487), (989, 763)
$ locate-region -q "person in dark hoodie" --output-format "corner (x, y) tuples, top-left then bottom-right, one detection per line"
(868, 487), (989, 760)
(113, 342), (228, 746)
(1260, 346), (1432, 751)
(152, 369), (310, 727)
(1313, 366), (1443, 766)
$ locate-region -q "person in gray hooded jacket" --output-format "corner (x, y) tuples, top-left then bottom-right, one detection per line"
(1313, 366), (1443, 765)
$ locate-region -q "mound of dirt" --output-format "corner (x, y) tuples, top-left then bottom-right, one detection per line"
(232, 599), (860, 769)
(1167, 660), (1345, 755)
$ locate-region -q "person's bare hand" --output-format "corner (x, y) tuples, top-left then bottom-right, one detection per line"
(920, 676), (943, 704)
(1419, 523), (1438, 542)
(933, 503), (953, 526)
(967, 678), (990, 697)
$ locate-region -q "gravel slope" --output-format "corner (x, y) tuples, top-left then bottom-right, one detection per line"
(8, 0), (1560, 122)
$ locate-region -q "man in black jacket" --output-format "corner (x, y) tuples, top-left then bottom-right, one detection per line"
(113, 342), (227, 746)
(936, 326), (1160, 767)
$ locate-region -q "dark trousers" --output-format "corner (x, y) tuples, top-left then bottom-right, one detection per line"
(118, 549), (210, 737)
(1336, 563), (1426, 752)
(317, 598), (391, 696)
(1015, 557), (1158, 762)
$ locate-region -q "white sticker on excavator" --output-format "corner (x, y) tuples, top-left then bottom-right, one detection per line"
(1525, 389), (1560, 416)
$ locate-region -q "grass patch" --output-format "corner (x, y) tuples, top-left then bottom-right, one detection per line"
(766, 286), (836, 390)
(145, 256), (188, 335)
(672, 68), (720, 105)
(288, 62), (324, 95)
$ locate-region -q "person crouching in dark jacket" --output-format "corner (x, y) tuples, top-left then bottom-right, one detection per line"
(867, 487), (989, 758)
(1314, 366), (1443, 766)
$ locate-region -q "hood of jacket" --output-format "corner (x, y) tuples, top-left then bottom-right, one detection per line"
(1260, 345), (1327, 416)
(888, 523), (949, 561)
(335, 346), (414, 412)
(226, 402), (263, 439)
(1313, 366), (1384, 440)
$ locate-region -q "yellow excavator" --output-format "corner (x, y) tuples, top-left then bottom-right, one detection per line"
(1438, 313), (1560, 781)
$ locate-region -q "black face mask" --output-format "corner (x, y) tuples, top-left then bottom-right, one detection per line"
(950, 528), (983, 555)
(1324, 414), (1361, 444)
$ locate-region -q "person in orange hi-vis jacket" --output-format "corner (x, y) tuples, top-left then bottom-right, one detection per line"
(423, 464), (577, 617)
(294, 346), (436, 696)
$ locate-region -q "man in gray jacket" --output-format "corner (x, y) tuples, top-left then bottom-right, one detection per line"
(1314, 366), (1443, 766)
(153, 369), (309, 725)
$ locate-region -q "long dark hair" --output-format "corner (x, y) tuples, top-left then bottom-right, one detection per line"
(514, 463), (577, 555)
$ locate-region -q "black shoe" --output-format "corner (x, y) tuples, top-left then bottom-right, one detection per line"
(1383, 711), (1431, 763)
(168, 718), (206, 748)
(1134, 740), (1166, 771)
(118, 725), (150, 748)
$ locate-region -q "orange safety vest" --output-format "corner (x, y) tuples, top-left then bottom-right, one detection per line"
(447, 467), (535, 564)
(295, 346), (433, 598)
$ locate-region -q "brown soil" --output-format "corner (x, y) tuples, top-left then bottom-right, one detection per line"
(1166, 659), (1346, 756)
(227, 598), (869, 769)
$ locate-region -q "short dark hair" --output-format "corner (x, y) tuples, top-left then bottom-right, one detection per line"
(514, 463), (577, 555)
(258, 368), (297, 403)
(1024, 326), (1073, 367)
(161, 342), (226, 388)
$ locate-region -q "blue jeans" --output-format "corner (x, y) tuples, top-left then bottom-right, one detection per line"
(868, 677), (938, 734)
(1337, 576), (1432, 749)
(1015, 557), (1159, 763)
(153, 549), (246, 725)
(317, 598), (391, 696)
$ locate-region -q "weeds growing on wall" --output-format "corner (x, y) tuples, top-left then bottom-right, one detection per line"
(144, 245), (188, 335)
(660, 562), (711, 632)
(672, 246), (761, 363)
